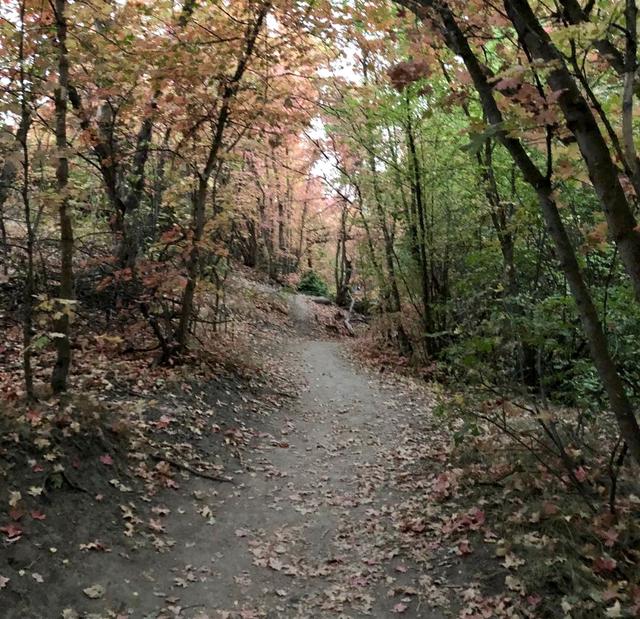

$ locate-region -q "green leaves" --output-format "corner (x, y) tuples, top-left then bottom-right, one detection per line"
(461, 123), (507, 155)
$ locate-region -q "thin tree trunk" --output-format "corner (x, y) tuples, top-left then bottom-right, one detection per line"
(176, 3), (269, 350)
(622, 0), (638, 181)
(368, 152), (412, 354)
(405, 103), (434, 346)
(335, 202), (353, 307)
(0, 112), (32, 278)
(17, 1), (34, 399)
(51, 0), (74, 393)
(479, 141), (537, 386)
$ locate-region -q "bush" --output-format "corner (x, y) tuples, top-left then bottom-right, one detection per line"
(297, 270), (329, 297)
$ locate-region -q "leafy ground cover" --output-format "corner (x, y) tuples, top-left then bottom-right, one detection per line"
(3, 283), (636, 618)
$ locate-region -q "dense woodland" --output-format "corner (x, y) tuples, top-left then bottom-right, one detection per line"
(2, 0), (640, 616)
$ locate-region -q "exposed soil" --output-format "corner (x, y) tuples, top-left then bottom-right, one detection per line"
(1, 293), (498, 619)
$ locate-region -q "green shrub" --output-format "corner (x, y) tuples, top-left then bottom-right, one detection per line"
(297, 270), (329, 297)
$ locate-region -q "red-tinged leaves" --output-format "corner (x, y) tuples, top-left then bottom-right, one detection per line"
(99, 454), (114, 466)
(159, 226), (182, 244)
(96, 275), (114, 293)
(600, 528), (619, 548)
(30, 511), (46, 521)
(155, 415), (172, 429)
(527, 594), (542, 608)
(25, 409), (42, 425)
(388, 59), (431, 91)
(0, 575), (9, 589)
(593, 556), (617, 574)
(8, 508), (24, 521)
(391, 602), (409, 613)
(400, 517), (426, 534)
(0, 523), (23, 540)
(574, 466), (588, 482)
(460, 507), (485, 531)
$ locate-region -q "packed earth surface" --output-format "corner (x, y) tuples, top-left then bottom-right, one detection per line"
(1, 290), (510, 619)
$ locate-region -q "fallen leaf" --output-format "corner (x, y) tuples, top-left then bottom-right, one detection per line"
(83, 584), (105, 599)
(268, 557), (285, 571)
(148, 519), (166, 533)
(0, 523), (23, 540)
(79, 541), (109, 552)
(574, 466), (588, 482)
(9, 508), (24, 521)
(505, 575), (525, 595)
(593, 556), (617, 574)
(457, 538), (472, 555)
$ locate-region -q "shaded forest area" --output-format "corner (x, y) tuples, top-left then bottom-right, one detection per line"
(1, 0), (640, 617)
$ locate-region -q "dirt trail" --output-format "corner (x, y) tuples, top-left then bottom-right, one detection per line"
(10, 295), (464, 618)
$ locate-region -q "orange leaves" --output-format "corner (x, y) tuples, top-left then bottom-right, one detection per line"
(583, 222), (609, 253)
(159, 226), (182, 245)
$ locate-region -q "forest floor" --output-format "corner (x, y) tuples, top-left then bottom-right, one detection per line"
(1, 283), (543, 618)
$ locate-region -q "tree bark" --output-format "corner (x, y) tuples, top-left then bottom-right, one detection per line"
(622, 0), (638, 180)
(404, 103), (434, 346)
(17, 1), (34, 399)
(51, 0), (74, 393)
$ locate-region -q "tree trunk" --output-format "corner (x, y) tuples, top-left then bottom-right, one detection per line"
(17, 2), (34, 399)
(176, 3), (269, 350)
(0, 112), (32, 278)
(335, 202), (353, 307)
(405, 103), (434, 348)
(51, 0), (74, 394)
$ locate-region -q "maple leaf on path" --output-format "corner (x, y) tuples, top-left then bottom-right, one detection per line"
(391, 602), (409, 613)
(0, 523), (23, 539)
